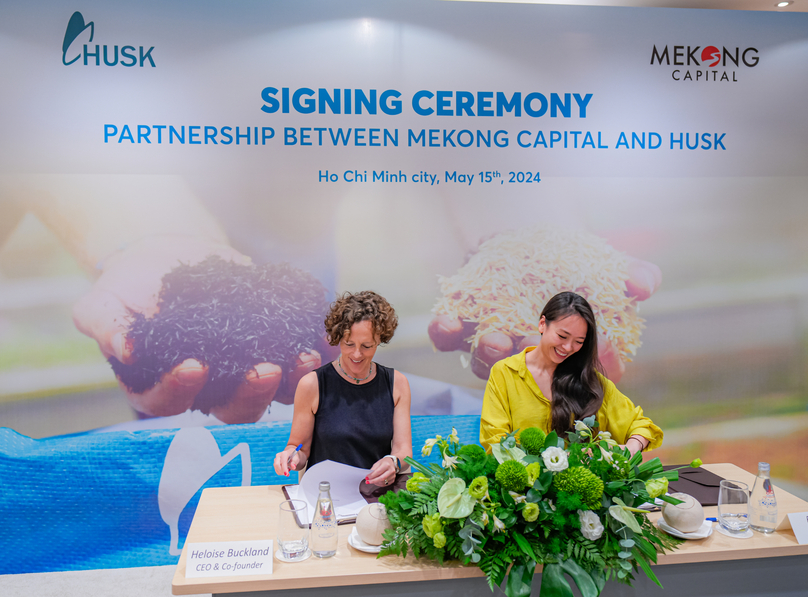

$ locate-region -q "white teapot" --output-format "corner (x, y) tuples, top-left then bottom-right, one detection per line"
(662, 492), (705, 533)
(355, 503), (391, 546)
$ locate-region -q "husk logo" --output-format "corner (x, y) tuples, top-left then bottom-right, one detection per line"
(651, 45), (758, 82)
(62, 11), (156, 67)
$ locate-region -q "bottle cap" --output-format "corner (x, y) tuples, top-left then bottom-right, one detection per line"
(758, 462), (770, 472)
(319, 481), (331, 491)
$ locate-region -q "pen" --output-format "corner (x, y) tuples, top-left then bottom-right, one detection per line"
(706, 517), (717, 522)
(286, 444), (302, 475)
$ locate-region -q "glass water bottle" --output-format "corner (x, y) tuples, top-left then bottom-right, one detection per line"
(311, 481), (338, 557)
(748, 462), (778, 534)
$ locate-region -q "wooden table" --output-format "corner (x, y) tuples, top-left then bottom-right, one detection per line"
(172, 463), (808, 597)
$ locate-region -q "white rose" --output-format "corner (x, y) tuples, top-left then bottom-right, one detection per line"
(578, 510), (605, 541)
(541, 446), (569, 472)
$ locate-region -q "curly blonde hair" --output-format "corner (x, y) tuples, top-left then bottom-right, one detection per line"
(324, 291), (398, 346)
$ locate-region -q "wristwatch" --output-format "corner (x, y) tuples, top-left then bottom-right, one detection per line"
(384, 454), (401, 474)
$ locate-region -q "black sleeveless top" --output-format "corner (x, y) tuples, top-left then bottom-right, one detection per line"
(308, 362), (395, 469)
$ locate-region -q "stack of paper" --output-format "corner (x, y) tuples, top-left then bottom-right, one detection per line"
(284, 460), (370, 525)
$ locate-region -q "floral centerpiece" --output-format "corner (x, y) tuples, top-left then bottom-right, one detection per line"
(379, 419), (698, 597)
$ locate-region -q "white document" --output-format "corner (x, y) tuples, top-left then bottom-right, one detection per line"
(284, 460), (370, 524)
(776, 511), (808, 545)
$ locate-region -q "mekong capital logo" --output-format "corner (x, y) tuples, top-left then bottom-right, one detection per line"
(62, 11), (156, 67)
(650, 45), (758, 82)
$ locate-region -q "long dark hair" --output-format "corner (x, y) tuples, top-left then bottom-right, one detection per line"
(542, 292), (605, 436)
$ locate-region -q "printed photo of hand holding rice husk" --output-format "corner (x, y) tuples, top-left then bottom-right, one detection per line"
(429, 226), (661, 383)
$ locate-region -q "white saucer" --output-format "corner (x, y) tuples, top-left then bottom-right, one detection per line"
(715, 524), (753, 539)
(348, 528), (382, 553)
(275, 548), (312, 562)
(656, 519), (714, 540)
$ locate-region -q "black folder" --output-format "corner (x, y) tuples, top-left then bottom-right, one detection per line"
(664, 466), (724, 506)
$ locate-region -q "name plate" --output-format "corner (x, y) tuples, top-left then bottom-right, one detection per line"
(777, 512), (808, 545)
(186, 540), (273, 578)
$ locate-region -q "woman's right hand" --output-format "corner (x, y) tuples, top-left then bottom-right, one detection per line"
(273, 446), (305, 477)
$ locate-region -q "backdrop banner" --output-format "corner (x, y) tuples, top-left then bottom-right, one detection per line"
(1, 0), (807, 573)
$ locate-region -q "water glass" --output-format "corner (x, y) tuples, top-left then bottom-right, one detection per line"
(278, 499), (309, 560)
(717, 480), (749, 536)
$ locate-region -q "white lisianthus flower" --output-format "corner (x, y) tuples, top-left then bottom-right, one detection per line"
(578, 510), (605, 540)
(508, 491), (527, 504)
(493, 515), (505, 533)
(442, 454), (459, 469)
(541, 446), (569, 472)
(481, 511), (490, 526)
(574, 420), (589, 433)
(449, 427), (460, 444)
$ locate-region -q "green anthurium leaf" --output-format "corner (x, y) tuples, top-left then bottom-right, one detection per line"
(493, 442), (528, 465)
(437, 478), (475, 518)
(609, 498), (643, 534)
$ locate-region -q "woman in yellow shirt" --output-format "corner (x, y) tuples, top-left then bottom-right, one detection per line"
(480, 291), (661, 455)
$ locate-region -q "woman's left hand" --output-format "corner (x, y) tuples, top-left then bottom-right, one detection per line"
(365, 457), (397, 487)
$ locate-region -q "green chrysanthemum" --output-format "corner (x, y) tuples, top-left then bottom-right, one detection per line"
(518, 427), (547, 456)
(458, 443), (487, 460)
(553, 466), (605, 509)
(495, 460), (530, 492)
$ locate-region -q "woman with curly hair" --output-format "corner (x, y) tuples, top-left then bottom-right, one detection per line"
(480, 291), (661, 456)
(273, 291), (412, 486)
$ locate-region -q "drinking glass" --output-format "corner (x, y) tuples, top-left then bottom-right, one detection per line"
(717, 480), (749, 536)
(278, 499), (309, 560)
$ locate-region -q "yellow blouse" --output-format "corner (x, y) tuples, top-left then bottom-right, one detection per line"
(480, 347), (663, 452)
